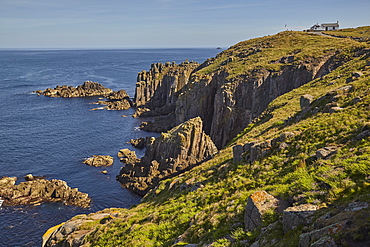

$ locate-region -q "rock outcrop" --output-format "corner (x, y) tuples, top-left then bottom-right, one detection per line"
(117, 149), (141, 164)
(35, 81), (113, 98)
(93, 89), (132, 110)
(134, 61), (200, 110)
(43, 209), (121, 247)
(83, 155), (114, 167)
(233, 131), (297, 163)
(117, 117), (218, 196)
(35, 82), (132, 110)
(282, 204), (318, 232)
(244, 191), (280, 231)
(0, 177), (91, 208)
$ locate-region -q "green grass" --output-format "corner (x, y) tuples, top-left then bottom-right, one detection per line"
(324, 26), (370, 41)
(197, 31), (366, 79)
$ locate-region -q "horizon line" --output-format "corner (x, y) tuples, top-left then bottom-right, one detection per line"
(0, 46), (226, 51)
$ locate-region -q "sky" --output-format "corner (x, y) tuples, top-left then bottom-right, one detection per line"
(0, 0), (369, 49)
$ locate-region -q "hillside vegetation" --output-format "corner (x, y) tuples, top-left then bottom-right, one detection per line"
(44, 27), (370, 247)
(324, 26), (370, 43)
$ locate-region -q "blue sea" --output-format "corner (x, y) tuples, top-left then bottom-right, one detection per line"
(0, 48), (221, 246)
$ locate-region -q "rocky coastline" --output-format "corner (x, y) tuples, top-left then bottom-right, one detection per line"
(40, 28), (370, 246)
(117, 117), (218, 196)
(0, 176), (91, 208)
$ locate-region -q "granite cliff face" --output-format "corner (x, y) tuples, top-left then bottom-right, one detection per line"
(178, 56), (340, 148)
(117, 117), (218, 196)
(134, 60), (200, 111)
(132, 32), (357, 148)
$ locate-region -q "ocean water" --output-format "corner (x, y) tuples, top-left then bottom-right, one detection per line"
(0, 48), (221, 246)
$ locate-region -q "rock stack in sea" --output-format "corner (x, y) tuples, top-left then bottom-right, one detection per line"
(35, 81), (132, 110)
(83, 155), (114, 167)
(93, 89), (132, 110)
(0, 176), (91, 208)
(35, 81), (113, 98)
(117, 117), (218, 196)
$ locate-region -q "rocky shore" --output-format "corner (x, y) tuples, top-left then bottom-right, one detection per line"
(117, 117), (218, 196)
(0, 176), (91, 208)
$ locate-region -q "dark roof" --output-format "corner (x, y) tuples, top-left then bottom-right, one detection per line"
(321, 23), (339, 27)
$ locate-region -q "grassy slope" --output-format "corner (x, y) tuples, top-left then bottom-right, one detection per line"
(197, 30), (365, 79)
(72, 28), (369, 247)
(324, 26), (370, 41)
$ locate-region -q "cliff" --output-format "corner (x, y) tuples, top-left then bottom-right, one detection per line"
(43, 27), (370, 247)
(133, 32), (366, 148)
(134, 60), (200, 111)
(117, 117), (218, 196)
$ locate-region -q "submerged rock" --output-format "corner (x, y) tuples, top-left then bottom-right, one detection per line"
(117, 117), (218, 196)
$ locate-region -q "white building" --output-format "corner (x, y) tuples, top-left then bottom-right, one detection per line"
(310, 22), (339, 31)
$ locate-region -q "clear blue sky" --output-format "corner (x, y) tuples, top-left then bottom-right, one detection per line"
(0, 0), (369, 49)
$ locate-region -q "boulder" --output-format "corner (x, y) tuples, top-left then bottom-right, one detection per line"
(299, 221), (345, 247)
(282, 204), (318, 232)
(244, 191), (279, 231)
(316, 146), (337, 159)
(300, 94), (314, 109)
(117, 149), (140, 163)
(83, 155), (114, 167)
(24, 174), (34, 181)
(117, 117), (218, 196)
(233, 144), (244, 162)
(129, 137), (146, 149)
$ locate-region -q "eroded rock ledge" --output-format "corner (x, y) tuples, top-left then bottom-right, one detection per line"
(0, 176), (91, 208)
(34, 81), (132, 110)
(35, 81), (113, 98)
(117, 117), (218, 196)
